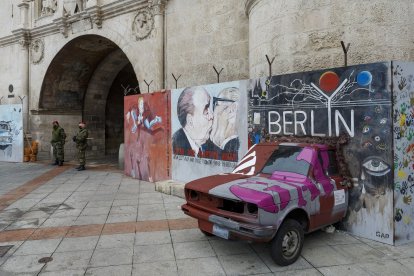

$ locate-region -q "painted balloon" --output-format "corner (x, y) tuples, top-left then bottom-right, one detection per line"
(319, 71), (340, 93)
(357, 71), (373, 86)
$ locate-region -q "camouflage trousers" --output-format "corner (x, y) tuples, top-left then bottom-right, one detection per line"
(78, 148), (86, 166)
(52, 142), (64, 162)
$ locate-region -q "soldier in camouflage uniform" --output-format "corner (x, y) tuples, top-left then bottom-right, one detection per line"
(73, 121), (88, 171)
(51, 121), (66, 166)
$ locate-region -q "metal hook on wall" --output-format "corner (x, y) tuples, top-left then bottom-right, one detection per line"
(18, 95), (25, 104)
(265, 54), (276, 78)
(172, 73), (182, 89)
(143, 80), (153, 93)
(0, 96), (3, 104)
(340, 41), (350, 67)
(213, 66), (224, 83)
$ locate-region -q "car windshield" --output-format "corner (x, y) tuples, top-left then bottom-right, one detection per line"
(261, 145), (310, 176)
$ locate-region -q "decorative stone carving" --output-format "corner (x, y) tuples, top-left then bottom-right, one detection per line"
(31, 39), (44, 64)
(41, 0), (57, 16)
(53, 13), (70, 38)
(88, 6), (103, 29)
(149, 0), (167, 15)
(63, 0), (86, 16)
(132, 10), (154, 41)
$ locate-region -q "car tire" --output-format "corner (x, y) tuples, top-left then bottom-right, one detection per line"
(200, 229), (214, 236)
(270, 219), (304, 266)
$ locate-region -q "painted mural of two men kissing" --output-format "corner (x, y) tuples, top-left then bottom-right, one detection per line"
(172, 85), (240, 162)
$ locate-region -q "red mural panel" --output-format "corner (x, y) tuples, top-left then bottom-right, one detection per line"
(124, 91), (171, 182)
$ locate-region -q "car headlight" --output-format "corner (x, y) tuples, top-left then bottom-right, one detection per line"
(246, 203), (258, 214)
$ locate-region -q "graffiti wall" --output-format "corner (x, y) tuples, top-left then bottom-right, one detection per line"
(248, 63), (394, 244)
(0, 104), (23, 162)
(393, 61), (414, 245)
(124, 92), (170, 182)
(171, 81), (248, 182)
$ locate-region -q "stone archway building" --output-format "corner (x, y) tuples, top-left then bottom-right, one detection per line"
(0, 0), (413, 161)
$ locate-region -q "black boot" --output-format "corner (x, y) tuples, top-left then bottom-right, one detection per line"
(58, 160), (63, 166)
(75, 165), (82, 169)
(77, 165), (85, 171)
(51, 159), (58, 165)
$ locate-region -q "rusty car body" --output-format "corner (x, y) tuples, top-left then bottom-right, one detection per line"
(182, 138), (351, 266)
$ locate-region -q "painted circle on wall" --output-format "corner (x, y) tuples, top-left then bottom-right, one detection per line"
(319, 71), (340, 93)
(357, 71), (373, 86)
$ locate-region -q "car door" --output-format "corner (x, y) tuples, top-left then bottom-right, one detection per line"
(314, 149), (348, 225)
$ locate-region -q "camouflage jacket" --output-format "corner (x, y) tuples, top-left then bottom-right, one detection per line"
(75, 128), (89, 148)
(51, 126), (66, 144)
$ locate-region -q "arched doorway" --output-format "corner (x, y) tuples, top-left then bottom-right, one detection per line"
(39, 34), (139, 160)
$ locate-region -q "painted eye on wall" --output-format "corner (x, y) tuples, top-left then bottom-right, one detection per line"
(362, 125), (370, 134)
(374, 136), (381, 142)
(362, 157), (390, 176)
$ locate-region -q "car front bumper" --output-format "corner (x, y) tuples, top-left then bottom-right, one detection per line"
(182, 203), (277, 242)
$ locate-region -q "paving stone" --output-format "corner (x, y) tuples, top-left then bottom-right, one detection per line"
(109, 206), (138, 215)
(40, 216), (77, 228)
(134, 231), (171, 245)
(39, 269), (85, 275)
(89, 248), (133, 267)
(210, 239), (254, 256)
(333, 243), (387, 263)
(48, 208), (83, 218)
(357, 259), (413, 275)
(80, 207), (111, 216)
(134, 243), (175, 263)
(106, 213), (137, 224)
(74, 215), (107, 226)
(55, 236), (99, 252)
(301, 245), (354, 267)
(398, 257), (414, 271)
(176, 257), (225, 276)
(111, 199), (139, 207)
(218, 253), (272, 275)
(133, 260), (178, 276)
(165, 203), (187, 220)
(0, 241), (23, 266)
(96, 233), (135, 250)
(86, 201), (113, 208)
(43, 250), (93, 272)
(13, 239), (62, 256)
(258, 251), (313, 273)
(85, 265), (132, 276)
(0, 254), (47, 274)
(267, 268), (323, 276)
(317, 264), (372, 276)
(173, 241), (215, 259)
(137, 204), (166, 221)
(170, 228), (208, 243)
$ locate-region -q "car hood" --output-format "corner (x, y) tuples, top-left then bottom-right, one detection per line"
(185, 173), (250, 194)
(206, 175), (318, 213)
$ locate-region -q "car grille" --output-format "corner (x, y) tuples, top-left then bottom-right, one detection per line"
(186, 189), (258, 216)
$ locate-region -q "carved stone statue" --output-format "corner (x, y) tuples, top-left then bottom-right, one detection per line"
(41, 0), (57, 16)
(63, 0), (87, 15)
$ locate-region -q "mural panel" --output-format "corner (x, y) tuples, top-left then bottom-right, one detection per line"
(0, 104), (23, 162)
(393, 61), (414, 245)
(171, 81), (248, 182)
(248, 63), (394, 244)
(124, 92), (170, 182)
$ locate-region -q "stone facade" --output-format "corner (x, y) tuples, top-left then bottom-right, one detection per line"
(0, 0), (413, 161)
(247, 0), (414, 77)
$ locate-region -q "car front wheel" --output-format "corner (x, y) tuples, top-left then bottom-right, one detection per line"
(270, 219), (304, 266)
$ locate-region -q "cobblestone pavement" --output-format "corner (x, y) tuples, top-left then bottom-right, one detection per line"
(0, 161), (414, 276)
